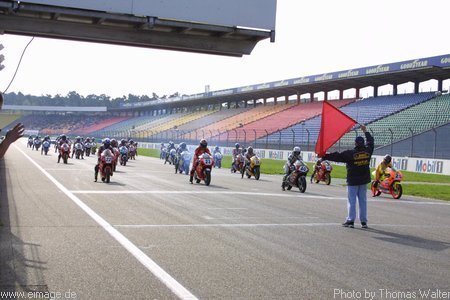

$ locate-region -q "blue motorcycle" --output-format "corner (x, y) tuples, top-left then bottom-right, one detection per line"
(177, 150), (192, 175)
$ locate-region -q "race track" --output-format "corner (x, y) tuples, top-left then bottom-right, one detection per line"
(1, 139), (449, 300)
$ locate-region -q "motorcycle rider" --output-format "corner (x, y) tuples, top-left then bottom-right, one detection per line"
(165, 141), (176, 164)
(57, 135), (70, 163)
(281, 146), (302, 191)
(231, 143), (241, 172)
(373, 154), (393, 189)
(94, 138), (114, 182)
(72, 136), (84, 159)
(213, 146), (221, 155)
(41, 135), (51, 155)
(27, 135), (33, 148)
(189, 139), (211, 184)
(310, 158), (323, 183)
(176, 142), (187, 155)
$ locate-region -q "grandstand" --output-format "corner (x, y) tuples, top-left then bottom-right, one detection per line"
(3, 54), (450, 158)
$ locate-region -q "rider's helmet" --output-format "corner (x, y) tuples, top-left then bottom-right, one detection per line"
(179, 142), (186, 150)
(103, 138), (111, 147)
(129, 139), (134, 145)
(355, 136), (365, 147)
(235, 143), (240, 149)
(383, 154), (392, 164)
(44, 135), (50, 141)
(199, 139), (207, 148)
(110, 139), (117, 147)
(120, 139), (127, 146)
(86, 137), (91, 142)
(61, 135), (67, 141)
(76, 136), (81, 142)
(293, 146), (301, 156)
(215, 146), (219, 151)
(247, 146), (254, 155)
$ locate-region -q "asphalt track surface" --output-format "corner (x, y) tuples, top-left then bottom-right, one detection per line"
(1, 139), (449, 300)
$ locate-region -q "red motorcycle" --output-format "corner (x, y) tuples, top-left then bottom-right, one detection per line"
(282, 160), (309, 193)
(100, 149), (114, 183)
(312, 160), (333, 185)
(193, 153), (214, 185)
(371, 167), (403, 199)
(59, 143), (71, 164)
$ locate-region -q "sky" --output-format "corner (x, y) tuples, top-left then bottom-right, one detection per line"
(1, 0), (450, 98)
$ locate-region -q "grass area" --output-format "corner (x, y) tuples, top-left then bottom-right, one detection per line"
(139, 149), (450, 201)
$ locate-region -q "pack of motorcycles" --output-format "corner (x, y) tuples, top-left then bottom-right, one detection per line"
(28, 137), (403, 198)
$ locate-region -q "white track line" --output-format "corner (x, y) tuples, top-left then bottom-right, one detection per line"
(114, 223), (450, 229)
(70, 190), (450, 206)
(70, 189), (344, 199)
(15, 145), (198, 300)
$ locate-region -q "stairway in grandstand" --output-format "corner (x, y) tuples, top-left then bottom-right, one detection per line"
(257, 92), (436, 149)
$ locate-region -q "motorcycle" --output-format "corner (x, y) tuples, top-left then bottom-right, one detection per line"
(166, 148), (176, 165)
(214, 152), (223, 168)
(99, 149), (114, 183)
(160, 147), (167, 160)
(312, 160), (333, 185)
(177, 150), (192, 175)
(193, 153), (214, 185)
(231, 153), (245, 173)
(74, 142), (84, 159)
(119, 145), (129, 166)
(91, 143), (97, 155)
(84, 142), (92, 157)
(27, 138), (33, 148)
(33, 139), (41, 151)
(371, 167), (404, 199)
(60, 143), (70, 164)
(128, 145), (136, 160)
(282, 160), (309, 193)
(242, 155), (261, 180)
(42, 140), (50, 155)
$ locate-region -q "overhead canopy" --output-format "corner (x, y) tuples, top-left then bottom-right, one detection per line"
(0, 0), (276, 57)
(116, 54), (450, 110)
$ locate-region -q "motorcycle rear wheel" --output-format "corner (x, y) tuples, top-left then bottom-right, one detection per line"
(371, 182), (381, 197)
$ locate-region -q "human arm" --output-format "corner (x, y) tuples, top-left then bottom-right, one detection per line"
(0, 123), (25, 159)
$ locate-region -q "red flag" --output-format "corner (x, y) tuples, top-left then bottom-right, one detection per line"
(315, 101), (357, 156)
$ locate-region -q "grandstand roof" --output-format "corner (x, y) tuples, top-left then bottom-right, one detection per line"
(117, 54), (450, 111)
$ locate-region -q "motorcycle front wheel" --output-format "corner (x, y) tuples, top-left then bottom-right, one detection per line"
(298, 176), (307, 193)
(324, 173), (331, 185)
(254, 167), (260, 180)
(205, 169), (211, 186)
(391, 182), (403, 199)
